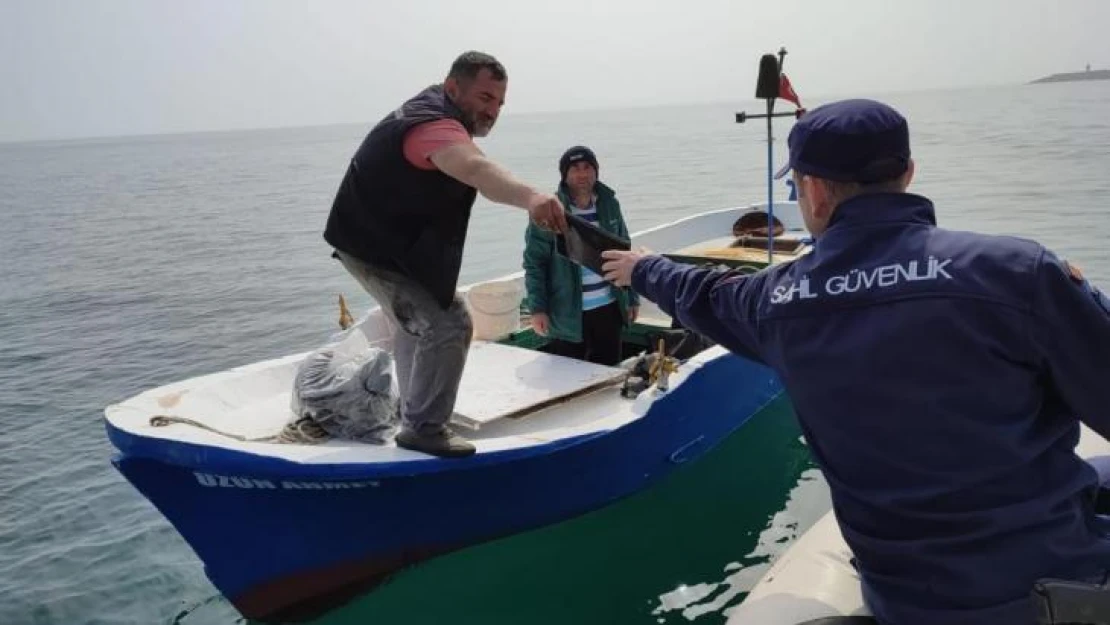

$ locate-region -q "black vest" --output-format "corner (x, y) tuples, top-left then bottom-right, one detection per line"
(323, 85), (478, 309)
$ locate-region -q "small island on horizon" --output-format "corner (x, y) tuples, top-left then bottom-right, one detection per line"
(1030, 64), (1110, 84)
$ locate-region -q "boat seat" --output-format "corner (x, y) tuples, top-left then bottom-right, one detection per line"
(788, 581), (1110, 625)
(783, 580), (1110, 625)
(1033, 578), (1110, 625)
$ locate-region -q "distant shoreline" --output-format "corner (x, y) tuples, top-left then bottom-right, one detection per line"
(1030, 69), (1110, 84)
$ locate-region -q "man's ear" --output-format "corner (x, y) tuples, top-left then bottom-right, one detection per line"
(902, 158), (916, 188)
(444, 76), (460, 100)
(807, 177), (835, 220)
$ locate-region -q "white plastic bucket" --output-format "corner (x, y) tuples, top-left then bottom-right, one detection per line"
(466, 279), (524, 341)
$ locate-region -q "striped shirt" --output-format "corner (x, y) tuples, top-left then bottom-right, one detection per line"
(571, 197), (615, 311)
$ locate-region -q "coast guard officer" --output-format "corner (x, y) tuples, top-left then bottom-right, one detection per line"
(601, 99), (1110, 625)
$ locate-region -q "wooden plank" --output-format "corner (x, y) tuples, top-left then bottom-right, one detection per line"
(501, 373), (626, 421)
(449, 342), (627, 430)
(697, 247), (803, 263)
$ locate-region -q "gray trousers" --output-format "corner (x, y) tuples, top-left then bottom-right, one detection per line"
(335, 251), (473, 432)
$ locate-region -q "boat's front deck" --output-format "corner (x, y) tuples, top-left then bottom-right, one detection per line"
(450, 341), (628, 430)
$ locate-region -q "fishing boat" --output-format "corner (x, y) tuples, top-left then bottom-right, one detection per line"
(104, 47), (811, 625)
(104, 200), (808, 623)
(726, 427), (1110, 625)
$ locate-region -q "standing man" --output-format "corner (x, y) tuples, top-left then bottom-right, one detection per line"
(601, 99), (1110, 624)
(324, 51), (568, 459)
(522, 146), (639, 365)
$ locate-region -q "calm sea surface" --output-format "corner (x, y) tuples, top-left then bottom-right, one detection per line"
(2, 81), (1109, 625)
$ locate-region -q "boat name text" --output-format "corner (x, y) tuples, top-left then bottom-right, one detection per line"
(193, 472), (379, 490)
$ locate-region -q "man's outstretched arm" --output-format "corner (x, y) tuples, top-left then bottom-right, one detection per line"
(429, 142), (567, 233)
(603, 251), (765, 360)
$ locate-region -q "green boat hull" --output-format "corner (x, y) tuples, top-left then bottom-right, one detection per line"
(287, 394), (818, 625)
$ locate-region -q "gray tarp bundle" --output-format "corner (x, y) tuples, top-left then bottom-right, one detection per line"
(289, 332), (399, 445)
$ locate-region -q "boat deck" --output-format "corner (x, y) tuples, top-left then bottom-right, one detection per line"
(451, 342), (628, 430)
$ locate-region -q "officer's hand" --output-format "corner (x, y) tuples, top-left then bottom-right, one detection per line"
(602, 249), (646, 287)
(527, 194), (568, 234)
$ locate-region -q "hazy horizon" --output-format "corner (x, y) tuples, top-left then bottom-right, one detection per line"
(0, 81), (1036, 146)
(3, 0), (1107, 143)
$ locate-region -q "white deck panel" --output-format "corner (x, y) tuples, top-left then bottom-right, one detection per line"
(450, 341), (626, 429)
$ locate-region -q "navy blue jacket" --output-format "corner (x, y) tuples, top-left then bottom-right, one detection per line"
(632, 192), (1110, 625)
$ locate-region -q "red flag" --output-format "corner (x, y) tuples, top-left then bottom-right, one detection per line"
(779, 74), (802, 107)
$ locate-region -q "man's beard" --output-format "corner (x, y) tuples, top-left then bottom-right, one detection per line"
(469, 112), (495, 137)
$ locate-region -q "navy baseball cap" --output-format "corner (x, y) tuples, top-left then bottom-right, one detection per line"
(774, 99), (911, 183)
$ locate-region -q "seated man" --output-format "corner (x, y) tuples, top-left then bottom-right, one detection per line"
(601, 99), (1110, 625)
(522, 146), (639, 366)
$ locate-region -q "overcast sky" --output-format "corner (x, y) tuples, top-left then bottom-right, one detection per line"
(2, 0), (1106, 142)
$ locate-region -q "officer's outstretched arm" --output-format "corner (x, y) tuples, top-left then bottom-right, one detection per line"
(1030, 249), (1110, 440)
(631, 255), (763, 359)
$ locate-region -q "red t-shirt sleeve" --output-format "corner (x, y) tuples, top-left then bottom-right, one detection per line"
(402, 119), (472, 171)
